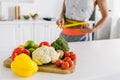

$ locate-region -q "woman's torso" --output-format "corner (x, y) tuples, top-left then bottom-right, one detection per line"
(65, 0), (95, 21)
(62, 0), (96, 36)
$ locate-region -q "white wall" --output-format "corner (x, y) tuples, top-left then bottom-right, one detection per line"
(0, 0), (64, 20)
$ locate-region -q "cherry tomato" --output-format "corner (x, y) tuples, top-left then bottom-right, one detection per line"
(61, 62), (69, 70)
(67, 60), (73, 67)
(64, 57), (71, 62)
(39, 41), (50, 47)
(64, 51), (70, 57)
(70, 52), (77, 60)
(55, 59), (63, 67)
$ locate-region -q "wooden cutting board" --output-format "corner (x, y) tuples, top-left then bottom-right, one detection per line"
(3, 57), (76, 74)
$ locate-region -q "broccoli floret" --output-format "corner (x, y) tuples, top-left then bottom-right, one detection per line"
(51, 37), (70, 51)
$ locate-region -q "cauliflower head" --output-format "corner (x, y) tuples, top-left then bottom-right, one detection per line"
(32, 46), (60, 65)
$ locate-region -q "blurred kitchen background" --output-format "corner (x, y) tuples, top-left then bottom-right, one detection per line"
(0, 0), (120, 41)
(0, 0), (63, 20)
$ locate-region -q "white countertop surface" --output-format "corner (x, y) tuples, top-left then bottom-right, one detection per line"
(0, 39), (120, 80)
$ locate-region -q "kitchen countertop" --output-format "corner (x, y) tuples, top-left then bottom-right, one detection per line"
(0, 19), (57, 24)
(0, 19), (95, 25)
(0, 39), (120, 80)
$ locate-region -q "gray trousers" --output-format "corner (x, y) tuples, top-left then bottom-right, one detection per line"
(60, 33), (90, 42)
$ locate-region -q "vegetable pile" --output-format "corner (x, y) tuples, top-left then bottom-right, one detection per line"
(9, 37), (76, 77)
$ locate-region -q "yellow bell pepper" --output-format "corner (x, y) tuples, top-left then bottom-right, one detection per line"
(11, 53), (38, 77)
(17, 45), (24, 48)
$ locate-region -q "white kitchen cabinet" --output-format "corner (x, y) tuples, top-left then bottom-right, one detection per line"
(34, 23), (61, 44)
(49, 24), (62, 42)
(19, 23), (34, 44)
(0, 24), (18, 49)
(0, 20), (61, 48)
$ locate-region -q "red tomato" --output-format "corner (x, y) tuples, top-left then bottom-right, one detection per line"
(12, 47), (30, 61)
(55, 59), (63, 67)
(61, 62), (69, 70)
(22, 49), (30, 54)
(67, 60), (73, 67)
(70, 52), (77, 60)
(39, 41), (50, 47)
(64, 51), (70, 57)
(64, 57), (71, 62)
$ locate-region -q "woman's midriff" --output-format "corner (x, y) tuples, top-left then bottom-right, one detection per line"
(62, 18), (88, 36)
(62, 27), (86, 36)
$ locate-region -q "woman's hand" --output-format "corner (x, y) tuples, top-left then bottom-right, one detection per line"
(80, 24), (95, 33)
(56, 18), (65, 28)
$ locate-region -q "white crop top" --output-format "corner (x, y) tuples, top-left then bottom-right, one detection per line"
(65, 0), (95, 21)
